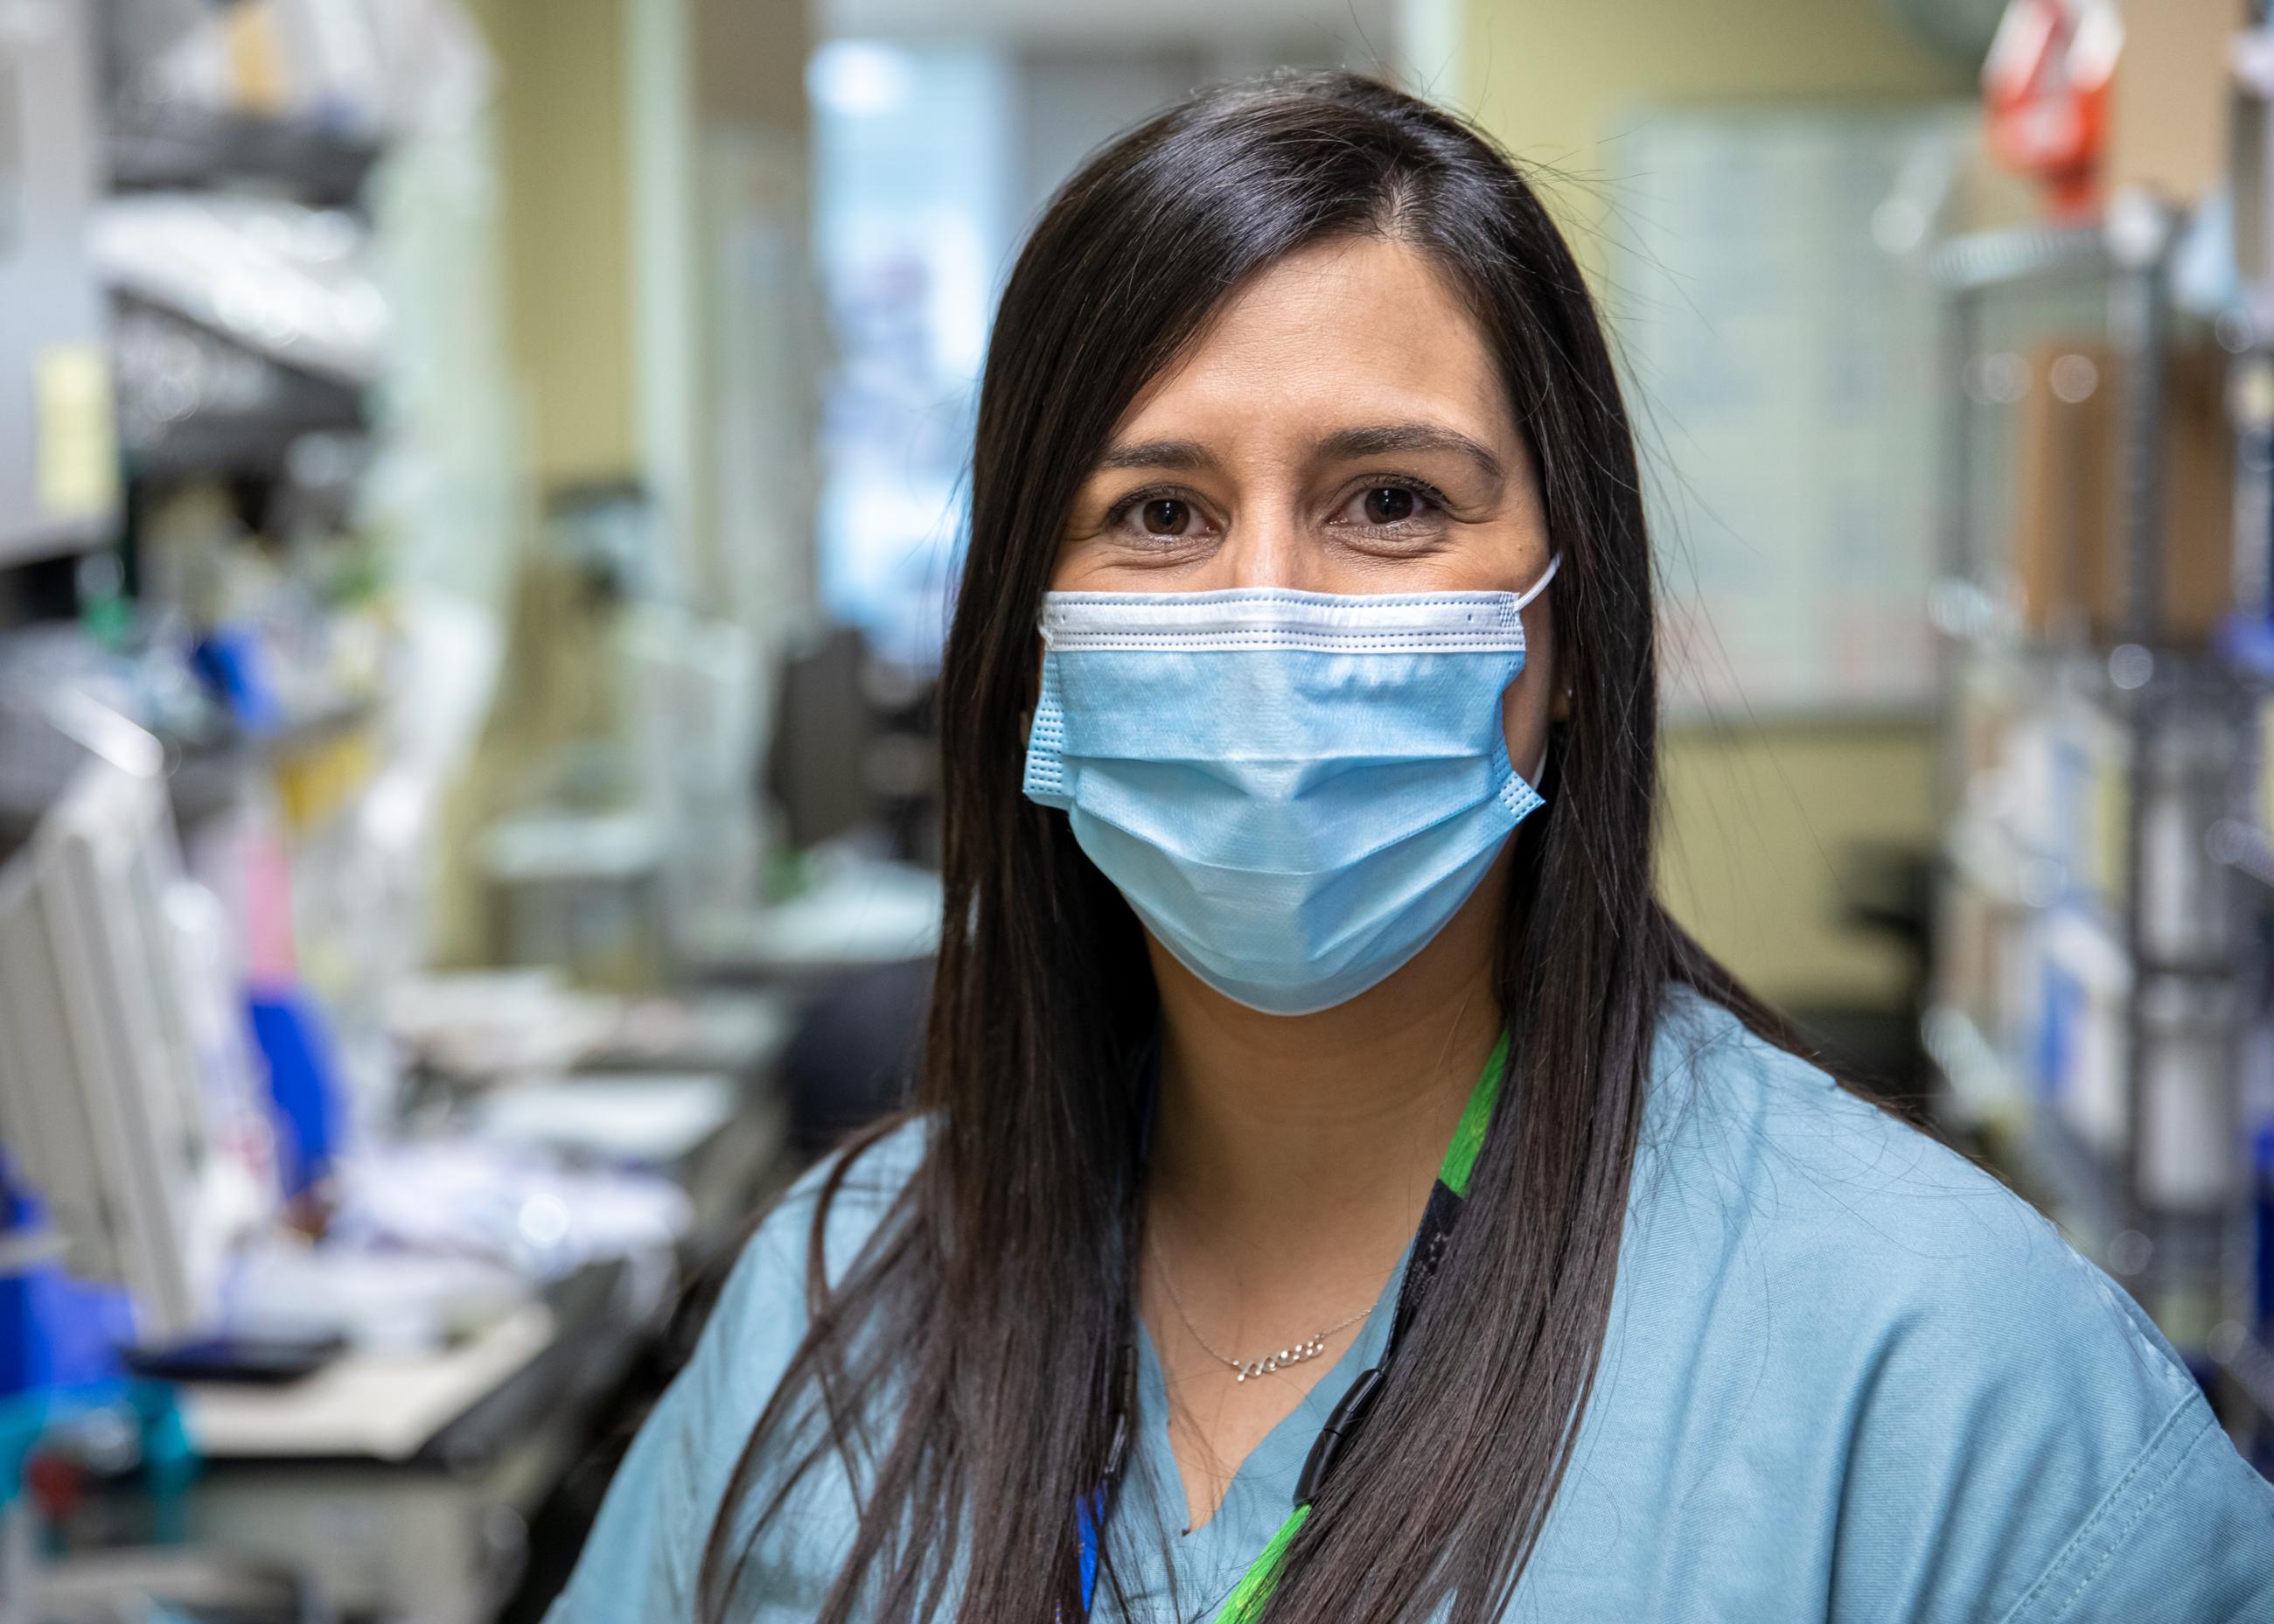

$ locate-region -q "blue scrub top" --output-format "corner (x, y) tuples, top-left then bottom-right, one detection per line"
(546, 987), (2274, 1621)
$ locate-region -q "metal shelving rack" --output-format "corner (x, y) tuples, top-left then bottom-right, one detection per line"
(1923, 202), (2273, 1463)
(0, 0), (115, 571)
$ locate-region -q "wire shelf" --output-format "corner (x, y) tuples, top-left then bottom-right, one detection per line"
(1931, 221), (2110, 294)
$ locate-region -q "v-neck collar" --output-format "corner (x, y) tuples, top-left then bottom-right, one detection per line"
(1110, 1031), (1506, 1614)
(1134, 1230), (1412, 1537)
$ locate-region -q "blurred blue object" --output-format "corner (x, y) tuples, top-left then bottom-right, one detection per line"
(2256, 1125), (2274, 1335)
(2033, 958), (2083, 1103)
(191, 627), (284, 736)
(2218, 612), (2274, 684)
(0, 1379), (199, 1545)
(248, 992), (344, 1199)
(0, 1169), (129, 1401)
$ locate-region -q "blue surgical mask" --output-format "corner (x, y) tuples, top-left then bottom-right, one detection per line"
(1022, 559), (1558, 1015)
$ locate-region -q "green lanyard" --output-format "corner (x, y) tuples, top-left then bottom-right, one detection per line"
(1082, 1033), (1508, 1622)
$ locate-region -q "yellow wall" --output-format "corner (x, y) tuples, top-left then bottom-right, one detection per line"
(1465, 0), (1962, 178)
(1460, 0), (1964, 1009)
(476, 0), (638, 486)
(1657, 725), (1935, 1007)
(435, 0), (639, 967)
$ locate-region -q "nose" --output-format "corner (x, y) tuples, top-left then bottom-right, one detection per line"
(1214, 502), (1321, 592)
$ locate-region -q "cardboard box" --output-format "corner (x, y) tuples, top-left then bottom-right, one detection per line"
(2010, 338), (2234, 645)
(2109, 0), (2244, 206)
(2013, 341), (2115, 640)
(2145, 344), (2237, 644)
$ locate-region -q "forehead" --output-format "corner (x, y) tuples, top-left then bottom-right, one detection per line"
(1113, 235), (1514, 448)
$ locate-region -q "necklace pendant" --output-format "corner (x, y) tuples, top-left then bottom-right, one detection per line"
(1148, 1231), (1373, 1385)
(1234, 1336), (1333, 1382)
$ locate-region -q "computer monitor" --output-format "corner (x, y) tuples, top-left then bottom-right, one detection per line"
(0, 713), (231, 1344)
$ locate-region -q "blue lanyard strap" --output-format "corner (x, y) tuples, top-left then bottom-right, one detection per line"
(1076, 1490), (1109, 1611)
(1075, 1033), (1509, 1620)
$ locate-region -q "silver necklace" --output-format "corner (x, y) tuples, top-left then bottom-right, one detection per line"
(1147, 1232), (1372, 1383)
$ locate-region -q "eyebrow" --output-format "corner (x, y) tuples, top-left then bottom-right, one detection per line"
(1094, 422), (1505, 482)
(1096, 437), (1217, 472)
(1316, 422), (1505, 482)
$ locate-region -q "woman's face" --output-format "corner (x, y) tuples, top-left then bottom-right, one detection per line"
(1052, 234), (1560, 768)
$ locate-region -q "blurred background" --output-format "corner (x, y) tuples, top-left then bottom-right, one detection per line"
(2, 0), (2271, 1618)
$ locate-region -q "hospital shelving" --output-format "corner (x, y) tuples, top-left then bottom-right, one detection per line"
(1924, 201), (2269, 1467)
(2212, 1321), (2274, 1430)
(108, 106), (382, 209)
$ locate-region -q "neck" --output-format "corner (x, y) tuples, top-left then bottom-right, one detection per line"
(1145, 857), (1510, 1265)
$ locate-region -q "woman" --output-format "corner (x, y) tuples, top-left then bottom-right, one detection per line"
(549, 72), (2274, 1622)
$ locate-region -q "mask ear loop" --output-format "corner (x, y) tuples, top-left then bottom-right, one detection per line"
(1512, 552), (1561, 611)
(1515, 554), (1561, 788)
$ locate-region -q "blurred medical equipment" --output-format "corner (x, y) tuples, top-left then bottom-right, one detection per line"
(0, 0), (119, 567)
(0, 704), (259, 1347)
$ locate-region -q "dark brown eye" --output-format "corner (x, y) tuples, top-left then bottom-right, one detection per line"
(1140, 498), (1191, 535)
(1363, 486), (1417, 524)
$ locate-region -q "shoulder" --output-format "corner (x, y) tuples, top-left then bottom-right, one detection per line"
(1611, 987), (2274, 1622)
(726, 1112), (932, 1321)
(1644, 987), (2105, 1281)
(683, 1112), (929, 1460)
(1635, 984), (2187, 1404)
(545, 1117), (931, 1624)
(683, 1114), (931, 1473)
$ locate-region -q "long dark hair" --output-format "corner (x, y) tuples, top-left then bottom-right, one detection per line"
(701, 69), (1804, 1623)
